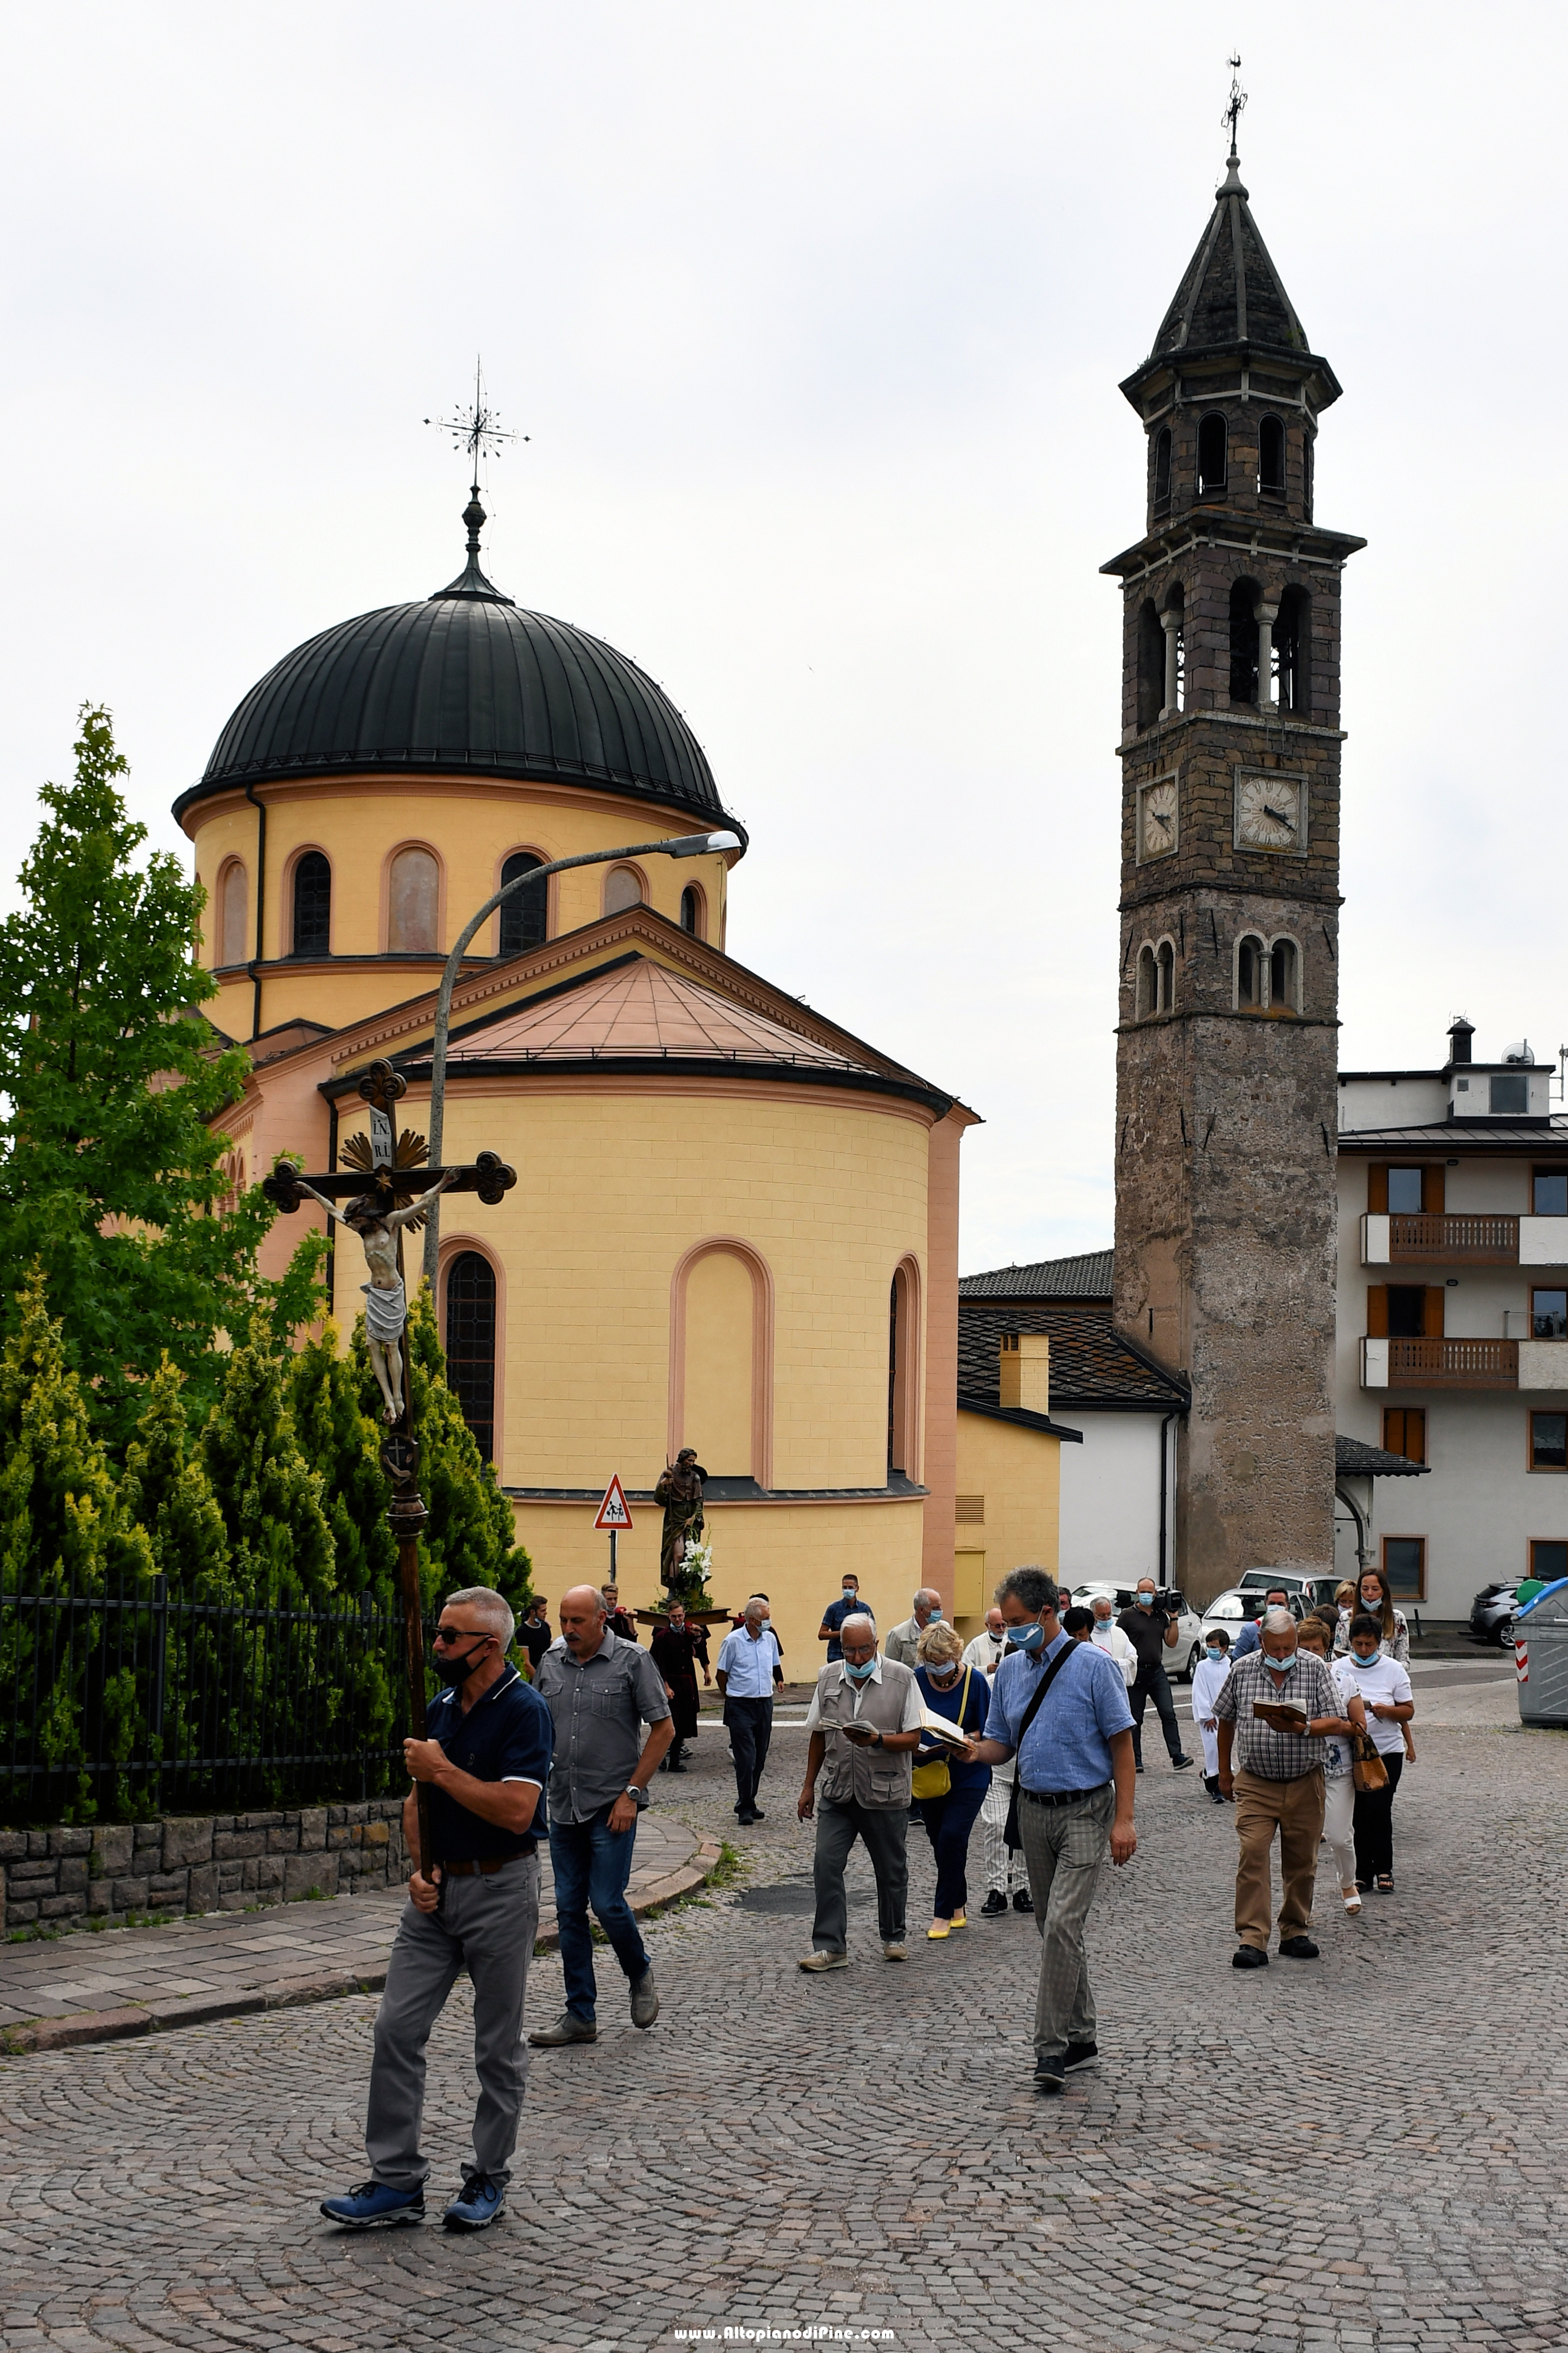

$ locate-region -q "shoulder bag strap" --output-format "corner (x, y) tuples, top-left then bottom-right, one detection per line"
(1014, 1636), (1078, 1748)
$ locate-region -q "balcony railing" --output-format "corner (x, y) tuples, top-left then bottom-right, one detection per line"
(1388, 1213), (1519, 1264)
(1374, 1336), (1519, 1389)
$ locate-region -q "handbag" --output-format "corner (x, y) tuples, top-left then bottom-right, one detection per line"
(1004, 1640), (1081, 1850)
(911, 1669), (971, 1802)
(1351, 1729), (1389, 1792)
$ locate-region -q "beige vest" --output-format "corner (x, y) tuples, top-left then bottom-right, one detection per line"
(815, 1660), (916, 1808)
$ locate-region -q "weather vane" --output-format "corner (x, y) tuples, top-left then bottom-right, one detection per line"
(1222, 54), (1247, 158)
(424, 358), (527, 493)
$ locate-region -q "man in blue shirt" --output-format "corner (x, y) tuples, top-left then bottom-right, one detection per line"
(818, 1574), (876, 1663)
(321, 1587), (553, 2234)
(1231, 1586), (1292, 1660)
(715, 1596), (785, 1824)
(966, 1567), (1136, 2096)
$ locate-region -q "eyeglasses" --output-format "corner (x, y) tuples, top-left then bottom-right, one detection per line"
(433, 1626), (488, 1647)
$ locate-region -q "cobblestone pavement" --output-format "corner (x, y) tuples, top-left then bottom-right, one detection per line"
(3, 1716), (1566, 2353)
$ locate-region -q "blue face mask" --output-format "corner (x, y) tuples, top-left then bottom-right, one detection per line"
(1206, 1645), (1226, 1662)
(1136, 1592), (1154, 1608)
(1267, 1652), (1298, 1674)
(926, 1608), (942, 1623)
(844, 1657), (877, 1681)
(1350, 1649), (1380, 1667)
(1007, 1622), (1046, 1653)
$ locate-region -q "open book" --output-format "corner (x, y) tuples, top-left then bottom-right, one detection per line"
(1252, 1697), (1309, 1733)
(915, 1708), (975, 1750)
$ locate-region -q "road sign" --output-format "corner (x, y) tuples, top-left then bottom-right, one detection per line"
(594, 1476), (633, 1533)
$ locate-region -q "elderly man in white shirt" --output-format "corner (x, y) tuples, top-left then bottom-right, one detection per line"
(1089, 1595), (1139, 1688)
(714, 1597), (783, 1827)
(962, 1607), (1008, 1679)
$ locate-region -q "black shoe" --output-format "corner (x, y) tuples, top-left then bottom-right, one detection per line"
(1231, 1945), (1269, 1970)
(1172, 1755), (1195, 1770)
(1063, 2041), (1099, 2071)
(1278, 1934), (1319, 1960)
(750, 1807), (765, 1820)
(980, 1891), (1008, 1916)
(1012, 1888), (1033, 1914)
(668, 1760), (689, 1774)
(736, 1809), (758, 1825)
(1134, 1763), (1145, 1774)
(1034, 2057), (1065, 2093)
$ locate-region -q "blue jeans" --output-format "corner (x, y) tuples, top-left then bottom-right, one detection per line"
(549, 1805), (649, 2023)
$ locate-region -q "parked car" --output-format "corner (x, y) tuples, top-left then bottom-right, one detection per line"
(1198, 1587), (1307, 1656)
(1239, 1569), (1342, 1611)
(1066, 1583), (1204, 1682)
(1470, 1581), (1519, 1647)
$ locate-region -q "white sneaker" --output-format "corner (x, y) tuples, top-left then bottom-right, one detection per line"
(882, 1942), (908, 1963)
(798, 1950), (850, 1972)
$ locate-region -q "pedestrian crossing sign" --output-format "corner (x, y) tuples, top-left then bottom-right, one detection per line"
(594, 1476), (633, 1532)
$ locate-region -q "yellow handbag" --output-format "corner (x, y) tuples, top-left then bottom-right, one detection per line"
(911, 1668), (971, 1801)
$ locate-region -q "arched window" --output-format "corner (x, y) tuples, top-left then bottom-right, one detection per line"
(1136, 944), (1158, 1021)
(1152, 427), (1172, 508)
(292, 852), (331, 957)
(1135, 600), (1164, 731)
(1157, 939), (1175, 1014)
(1237, 934), (1266, 1010)
(1197, 413), (1227, 495)
(1162, 588), (1185, 714)
(1270, 937), (1299, 1015)
(887, 1261), (920, 1479)
(1276, 585), (1310, 714)
(1304, 434), (1315, 522)
(680, 884), (705, 939)
(499, 853), (548, 957)
(387, 846), (439, 953)
(218, 860), (249, 966)
(604, 865), (644, 916)
(1259, 415), (1285, 497)
(444, 1252), (496, 1463)
(682, 1248), (757, 1474)
(1229, 579), (1260, 706)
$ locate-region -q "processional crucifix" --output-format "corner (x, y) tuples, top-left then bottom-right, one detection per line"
(262, 1059), (517, 1882)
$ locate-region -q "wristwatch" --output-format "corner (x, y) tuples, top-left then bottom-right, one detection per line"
(625, 1783), (650, 1811)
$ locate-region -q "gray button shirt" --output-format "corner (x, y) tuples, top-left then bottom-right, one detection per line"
(534, 1631), (672, 1824)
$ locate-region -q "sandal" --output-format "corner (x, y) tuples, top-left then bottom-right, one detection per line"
(1375, 1874), (1394, 1892)
(1341, 1885), (1362, 1915)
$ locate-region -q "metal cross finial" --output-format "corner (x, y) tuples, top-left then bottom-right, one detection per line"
(424, 357), (527, 497)
(1223, 55), (1247, 158)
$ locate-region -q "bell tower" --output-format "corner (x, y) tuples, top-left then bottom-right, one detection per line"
(1102, 124), (1366, 1597)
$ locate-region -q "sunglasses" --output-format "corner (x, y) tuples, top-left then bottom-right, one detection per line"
(433, 1626), (490, 1647)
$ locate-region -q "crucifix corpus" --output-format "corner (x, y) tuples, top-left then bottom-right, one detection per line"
(262, 1058), (517, 1894)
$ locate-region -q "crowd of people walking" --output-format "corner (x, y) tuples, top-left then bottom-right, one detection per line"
(319, 1558), (1419, 2234)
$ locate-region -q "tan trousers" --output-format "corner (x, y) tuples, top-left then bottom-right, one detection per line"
(1233, 1768), (1325, 1949)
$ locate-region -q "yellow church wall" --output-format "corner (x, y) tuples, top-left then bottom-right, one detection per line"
(511, 1495), (926, 1677)
(951, 1409), (1063, 1639)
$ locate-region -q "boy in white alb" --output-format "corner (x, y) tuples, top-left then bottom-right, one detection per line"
(1296, 1614), (1366, 1917)
(1190, 1629), (1231, 1803)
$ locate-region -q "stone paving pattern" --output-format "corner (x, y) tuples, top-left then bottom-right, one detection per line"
(0, 1675), (1563, 2352)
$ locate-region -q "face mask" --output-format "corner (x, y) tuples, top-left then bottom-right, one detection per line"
(926, 1665), (958, 1686)
(1008, 1622), (1046, 1653)
(1206, 1645), (1226, 1662)
(842, 1588), (857, 1601)
(437, 1637), (490, 1685)
(926, 1608), (942, 1623)
(844, 1657), (876, 1682)
(1360, 1592), (1381, 1609)
(1136, 1592), (1154, 1609)
(1350, 1650), (1380, 1667)
(1266, 1652), (1298, 1674)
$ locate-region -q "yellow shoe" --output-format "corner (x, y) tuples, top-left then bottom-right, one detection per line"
(927, 1921), (950, 1940)
(949, 1910), (968, 1929)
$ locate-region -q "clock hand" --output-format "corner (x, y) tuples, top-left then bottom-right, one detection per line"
(1150, 810), (1171, 831)
(1262, 802), (1294, 830)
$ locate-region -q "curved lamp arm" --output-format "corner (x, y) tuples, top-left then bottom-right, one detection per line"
(419, 830), (739, 1293)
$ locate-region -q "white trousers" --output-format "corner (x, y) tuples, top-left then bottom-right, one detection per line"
(979, 1779), (1024, 1894)
(1322, 1771), (1356, 1890)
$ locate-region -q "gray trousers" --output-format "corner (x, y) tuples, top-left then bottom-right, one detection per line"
(1017, 1784), (1114, 2063)
(365, 1853), (540, 2192)
(811, 1798), (908, 1951)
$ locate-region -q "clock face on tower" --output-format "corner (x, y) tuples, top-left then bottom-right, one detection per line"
(1234, 772), (1306, 853)
(1138, 777), (1178, 860)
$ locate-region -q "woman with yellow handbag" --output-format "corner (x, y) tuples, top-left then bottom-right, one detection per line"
(913, 1623), (992, 1940)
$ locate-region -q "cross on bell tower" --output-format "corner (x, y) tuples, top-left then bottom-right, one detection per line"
(1100, 107), (1366, 1597)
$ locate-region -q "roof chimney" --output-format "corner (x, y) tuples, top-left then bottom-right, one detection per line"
(1448, 1017), (1474, 1066)
(999, 1331), (1050, 1418)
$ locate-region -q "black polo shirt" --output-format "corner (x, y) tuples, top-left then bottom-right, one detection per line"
(424, 1665), (553, 1863)
(1116, 1604), (1174, 1676)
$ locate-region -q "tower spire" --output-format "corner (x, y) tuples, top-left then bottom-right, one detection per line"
(425, 359), (526, 603)
(1219, 56), (1247, 195)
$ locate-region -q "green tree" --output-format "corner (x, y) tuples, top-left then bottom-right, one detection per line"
(0, 705), (321, 1444)
(290, 1322), (398, 1602)
(201, 1317), (336, 1603)
(120, 1357), (233, 1592)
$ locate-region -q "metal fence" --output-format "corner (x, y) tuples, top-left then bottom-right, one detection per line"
(0, 1565), (419, 1825)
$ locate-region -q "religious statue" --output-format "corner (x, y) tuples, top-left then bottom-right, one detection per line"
(655, 1448), (708, 1598)
(295, 1171), (458, 1425)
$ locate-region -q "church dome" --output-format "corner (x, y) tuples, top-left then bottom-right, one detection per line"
(176, 502), (740, 838)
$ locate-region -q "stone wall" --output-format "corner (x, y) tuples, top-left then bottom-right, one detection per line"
(0, 1802), (409, 1932)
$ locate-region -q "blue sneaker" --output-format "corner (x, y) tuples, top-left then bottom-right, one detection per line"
(319, 2179), (424, 2229)
(443, 2173), (506, 2231)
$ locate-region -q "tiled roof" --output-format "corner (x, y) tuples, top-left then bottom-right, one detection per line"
(1335, 1435), (1430, 1480)
(958, 1303), (1187, 1411)
(441, 958), (875, 1074)
(1338, 1124), (1568, 1151)
(959, 1249), (1114, 1300)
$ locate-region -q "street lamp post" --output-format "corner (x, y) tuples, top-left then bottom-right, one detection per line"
(419, 830), (740, 1293)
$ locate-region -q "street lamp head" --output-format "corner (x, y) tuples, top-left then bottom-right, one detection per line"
(670, 830), (740, 858)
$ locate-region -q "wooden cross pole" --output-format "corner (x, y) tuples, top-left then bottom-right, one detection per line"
(262, 1058), (517, 1898)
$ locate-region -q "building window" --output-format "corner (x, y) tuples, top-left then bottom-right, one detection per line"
(1269, 938), (1299, 1014)
(1534, 1169), (1568, 1216)
(444, 1252), (496, 1463)
(1533, 1288), (1568, 1340)
(1386, 1285), (1429, 1339)
(1229, 579), (1260, 704)
(1157, 939), (1175, 1013)
(218, 860), (249, 967)
(887, 1258), (919, 1480)
(1258, 415), (1285, 495)
(1533, 1540), (1568, 1582)
(680, 885), (705, 938)
(291, 852), (331, 957)
(1382, 1536), (1426, 1601)
(1136, 944), (1158, 1021)
(1530, 1411), (1568, 1471)
(1382, 1407), (1426, 1464)
(387, 846), (439, 954)
(1237, 935), (1266, 1010)
(499, 853), (547, 956)
(1276, 585), (1309, 713)
(1136, 600), (1164, 730)
(1152, 427), (1172, 507)
(604, 864), (644, 915)
(1492, 1073), (1530, 1115)
(1386, 1167), (1424, 1215)
(1197, 413), (1227, 495)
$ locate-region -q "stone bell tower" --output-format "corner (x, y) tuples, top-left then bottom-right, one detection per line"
(1102, 126), (1366, 1599)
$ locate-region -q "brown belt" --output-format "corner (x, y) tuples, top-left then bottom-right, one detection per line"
(440, 1846), (534, 1878)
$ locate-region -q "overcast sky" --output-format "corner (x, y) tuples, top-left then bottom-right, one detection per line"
(2, 4), (1562, 1275)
